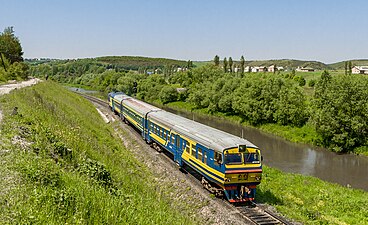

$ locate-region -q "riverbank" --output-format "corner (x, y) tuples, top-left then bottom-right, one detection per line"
(161, 101), (368, 156)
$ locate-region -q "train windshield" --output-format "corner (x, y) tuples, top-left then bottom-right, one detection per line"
(244, 153), (260, 163)
(224, 153), (242, 164)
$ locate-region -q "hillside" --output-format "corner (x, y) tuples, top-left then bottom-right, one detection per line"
(195, 59), (330, 70)
(0, 82), (197, 224)
(95, 56), (188, 70)
(26, 56), (189, 71)
(328, 59), (368, 70)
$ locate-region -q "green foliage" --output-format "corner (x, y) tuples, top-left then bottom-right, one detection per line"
(307, 79), (316, 87)
(311, 74), (368, 152)
(213, 55), (220, 66)
(293, 75), (306, 86)
(228, 57), (233, 72)
(240, 55), (245, 74)
(159, 86), (178, 104)
(0, 26), (23, 63)
(0, 27), (28, 81)
(223, 57), (228, 72)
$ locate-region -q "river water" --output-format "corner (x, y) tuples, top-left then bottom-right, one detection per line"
(162, 106), (368, 191)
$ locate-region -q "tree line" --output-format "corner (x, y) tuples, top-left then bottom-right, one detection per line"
(0, 26), (28, 82)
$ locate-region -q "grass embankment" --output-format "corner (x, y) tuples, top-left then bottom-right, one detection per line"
(0, 82), (197, 224)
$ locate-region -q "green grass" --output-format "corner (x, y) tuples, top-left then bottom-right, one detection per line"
(0, 81), (197, 224)
(258, 166), (368, 224)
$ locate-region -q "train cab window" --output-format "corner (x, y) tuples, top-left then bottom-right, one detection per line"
(224, 153), (242, 165)
(203, 151), (207, 164)
(214, 152), (223, 165)
(198, 148), (203, 160)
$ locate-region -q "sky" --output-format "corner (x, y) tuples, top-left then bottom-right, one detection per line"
(1, 0), (368, 63)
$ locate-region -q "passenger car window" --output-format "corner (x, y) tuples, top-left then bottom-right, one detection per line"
(198, 148), (203, 160)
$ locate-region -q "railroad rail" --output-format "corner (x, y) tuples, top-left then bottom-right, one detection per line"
(79, 93), (109, 108)
(235, 203), (291, 225)
(80, 93), (294, 225)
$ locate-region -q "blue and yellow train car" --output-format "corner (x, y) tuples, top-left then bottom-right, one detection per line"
(108, 92), (263, 203)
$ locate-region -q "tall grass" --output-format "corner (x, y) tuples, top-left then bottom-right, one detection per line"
(0, 81), (197, 224)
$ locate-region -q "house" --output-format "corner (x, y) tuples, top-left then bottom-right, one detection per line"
(296, 67), (315, 72)
(268, 65), (277, 72)
(251, 66), (259, 72)
(352, 66), (368, 74)
(258, 66), (267, 72)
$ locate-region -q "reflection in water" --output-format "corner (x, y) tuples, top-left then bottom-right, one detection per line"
(163, 106), (368, 191)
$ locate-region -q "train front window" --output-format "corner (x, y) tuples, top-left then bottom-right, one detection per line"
(224, 153), (242, 164)
(244, 153), (260, 163)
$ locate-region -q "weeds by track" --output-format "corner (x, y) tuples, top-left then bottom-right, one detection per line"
(81, 93), (293, 225)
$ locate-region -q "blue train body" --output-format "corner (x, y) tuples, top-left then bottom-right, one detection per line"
(108, 92), (263, 203)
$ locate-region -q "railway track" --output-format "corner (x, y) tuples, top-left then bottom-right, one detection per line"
(234, 203), (291, 225)
(80, 93), (293, 225)
(79, 93), (110, 108)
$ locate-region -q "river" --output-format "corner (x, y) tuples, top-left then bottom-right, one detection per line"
(162, 106), (368, 191)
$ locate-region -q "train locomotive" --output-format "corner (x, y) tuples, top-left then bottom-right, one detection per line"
(108, 92), (263, 203)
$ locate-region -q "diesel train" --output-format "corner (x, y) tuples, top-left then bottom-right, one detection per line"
(108, 92), (263, 203)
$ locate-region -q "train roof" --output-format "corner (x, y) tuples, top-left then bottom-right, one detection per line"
(148, 110), (258, 153)
(111, 92), (161, 116)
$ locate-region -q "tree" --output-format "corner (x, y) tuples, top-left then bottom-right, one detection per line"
(311, 75), (368, 152)
(228, 57), (233, 73)
(223, 57), (228, 73)
(159, 86), (178, 104)
(348, 61), (352, 75)
(344, 61), (348, 75)
(0, 27), (23, 64)
(240, 55), (245, 75)
(187, 60), (193, 69)
(214, 55), (220, 66)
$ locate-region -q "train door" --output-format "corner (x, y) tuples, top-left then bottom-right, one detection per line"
(211, 150), (224, 172)
(174, 134), (183, 167)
